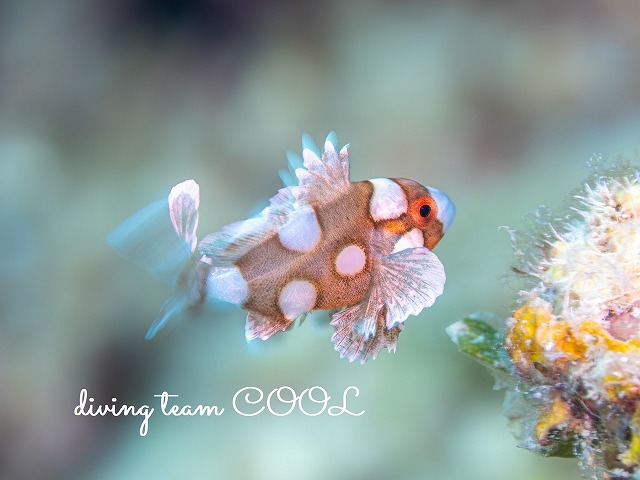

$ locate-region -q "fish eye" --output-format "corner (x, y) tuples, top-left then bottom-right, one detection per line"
(409, 196), (437, 227)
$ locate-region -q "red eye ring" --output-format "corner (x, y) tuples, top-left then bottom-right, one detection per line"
(409, 196), (437, 227)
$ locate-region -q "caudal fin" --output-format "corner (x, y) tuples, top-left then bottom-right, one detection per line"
(107, 180), (199, 285)
(107, 180), (201, 337)
(144, 296), (187, 340)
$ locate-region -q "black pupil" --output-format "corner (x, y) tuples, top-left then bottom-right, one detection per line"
(419, 204), (431, 217)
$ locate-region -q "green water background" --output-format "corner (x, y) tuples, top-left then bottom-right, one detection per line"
(3, 1), (640, 479)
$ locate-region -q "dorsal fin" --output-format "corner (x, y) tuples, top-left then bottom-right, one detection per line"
(278, 132), (345, 191)
(293, 131), (351, 205)
(198, 132), (350, 263)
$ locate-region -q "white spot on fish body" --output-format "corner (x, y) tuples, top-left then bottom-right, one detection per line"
(278, 207), (321, 252)
(279, 280), (317, 320)
(207, 266), (248, 304)
(335, 244), (367, 276)
(369, 178), (408, 221)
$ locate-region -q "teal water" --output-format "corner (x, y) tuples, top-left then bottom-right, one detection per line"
(3, 1), (640, 479)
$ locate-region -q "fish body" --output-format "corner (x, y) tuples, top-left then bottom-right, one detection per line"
(108, 133), (455, 362)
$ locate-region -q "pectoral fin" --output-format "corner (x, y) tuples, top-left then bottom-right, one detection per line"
(377, 247), (446, 329)
(330, 247), (446, 362)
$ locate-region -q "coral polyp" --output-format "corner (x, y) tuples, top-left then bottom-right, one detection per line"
(449, 159), (640, 479)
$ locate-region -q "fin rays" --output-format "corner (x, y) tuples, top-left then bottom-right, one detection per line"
(330, 246), (446, 362)
(293, 132), (351, 204)
(107, 180), (200, 286)
(245, 311), (292, 341)
(168, 180), (199, 251)
(108, 132), (452, 364)
(145, 296), (186, 340)
(331, 307), (404, 363)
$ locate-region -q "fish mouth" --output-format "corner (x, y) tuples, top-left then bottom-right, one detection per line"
(427, 186), (455, 232)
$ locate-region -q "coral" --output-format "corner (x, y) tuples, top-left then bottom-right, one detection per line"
(448, 159), (640, 479)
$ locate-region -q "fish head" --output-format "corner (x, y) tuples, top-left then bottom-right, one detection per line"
(392, 178), (455, 250)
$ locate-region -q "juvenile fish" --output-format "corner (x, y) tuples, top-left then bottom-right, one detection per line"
(108, 132), (455, 362)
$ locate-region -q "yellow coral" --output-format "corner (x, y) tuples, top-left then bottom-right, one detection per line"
(506, 300), (586, 376)
(535, 393), (573, 446)
(573, 321), (640, 400)
(496, 163), (640, 476)
(622, 407), (640, 467)
(602, 372), (640, 401)
(507, 303), (640, 405)
(579, 320), (640, 355)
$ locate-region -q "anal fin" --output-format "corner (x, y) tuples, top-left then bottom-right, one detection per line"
(331, 306), (403, 363)
(245, 311), (292, 341)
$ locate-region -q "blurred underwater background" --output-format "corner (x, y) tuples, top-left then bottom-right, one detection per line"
(3, 0), (640, 479)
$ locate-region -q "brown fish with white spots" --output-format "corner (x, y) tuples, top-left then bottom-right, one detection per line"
(108, 132), (455, 362)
